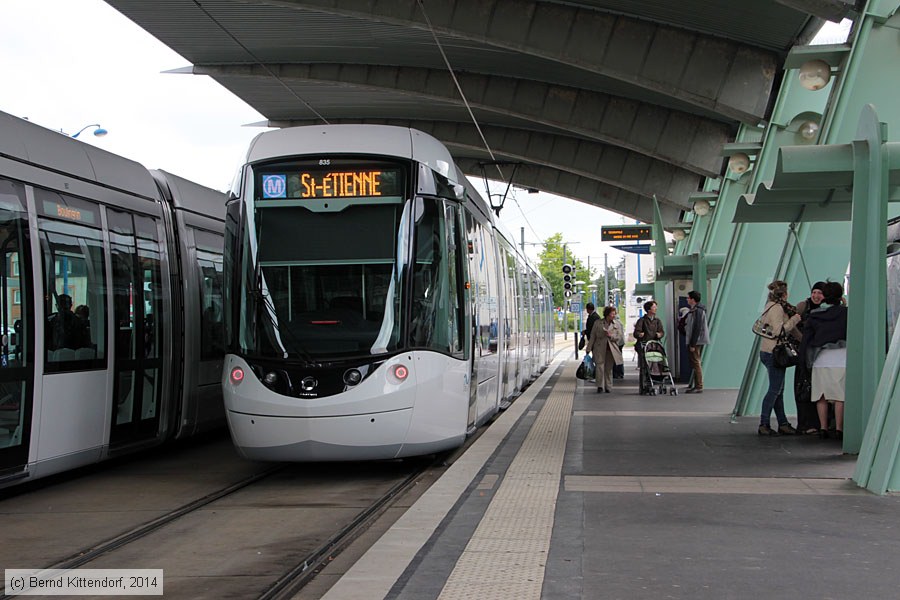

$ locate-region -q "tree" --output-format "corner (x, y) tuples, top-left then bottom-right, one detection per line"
(537, 233), (590, 306)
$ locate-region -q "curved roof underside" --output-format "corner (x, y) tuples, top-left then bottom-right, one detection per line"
(105, 0), (853, 227)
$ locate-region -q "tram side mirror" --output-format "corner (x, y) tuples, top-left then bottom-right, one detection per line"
(452, 184), (466, 201)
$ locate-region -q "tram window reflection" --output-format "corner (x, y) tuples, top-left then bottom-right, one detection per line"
(39, 217), (107, 370)
(0, 177), (31, 452)
(196, 230), (225, 359)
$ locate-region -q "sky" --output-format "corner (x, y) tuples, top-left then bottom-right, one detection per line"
(0, 1), (851, 275)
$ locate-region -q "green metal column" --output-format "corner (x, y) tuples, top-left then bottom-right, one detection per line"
(845, 107), (891, 451)
(855, 316), (900, 492)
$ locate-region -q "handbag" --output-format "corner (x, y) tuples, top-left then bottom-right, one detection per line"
(772, 334), (800, 368)
(752, 305), (777, 339)
(578, 333), (586, 350)
(576, 362), (586, 379)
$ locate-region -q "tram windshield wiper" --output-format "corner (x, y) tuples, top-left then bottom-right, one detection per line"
(250, 258), (316, 365)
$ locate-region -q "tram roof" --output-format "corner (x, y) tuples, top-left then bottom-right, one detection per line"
(245, 124), (457, 181)
(103, 0), (852, 228)
(0, 110), (161, 202)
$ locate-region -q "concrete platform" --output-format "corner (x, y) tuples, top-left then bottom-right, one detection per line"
(315, 348), (900, 600)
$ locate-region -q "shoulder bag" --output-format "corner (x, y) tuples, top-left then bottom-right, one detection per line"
(752, 304), (778, 339)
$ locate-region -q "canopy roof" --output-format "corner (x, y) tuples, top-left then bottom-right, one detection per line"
(105, 0), (854, 226)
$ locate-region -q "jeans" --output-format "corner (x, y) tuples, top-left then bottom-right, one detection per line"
(759, 351), (789, 427)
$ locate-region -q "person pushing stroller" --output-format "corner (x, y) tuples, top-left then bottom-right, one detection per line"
(634, 300), (665, 393)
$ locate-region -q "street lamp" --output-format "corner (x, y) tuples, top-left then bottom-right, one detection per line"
(70, 124), (108, 139)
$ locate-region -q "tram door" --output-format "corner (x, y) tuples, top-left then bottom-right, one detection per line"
(108, 210), (163, 446)
(0, 180), (33, 474)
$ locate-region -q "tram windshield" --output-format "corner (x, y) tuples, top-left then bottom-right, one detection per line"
(235, 157), (469, 361)
(239, 159), (409, 360)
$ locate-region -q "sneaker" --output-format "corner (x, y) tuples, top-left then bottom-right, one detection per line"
(778, 424), (797, 435)
(684, 387), (703, 394)
(758, 424), (779, 436)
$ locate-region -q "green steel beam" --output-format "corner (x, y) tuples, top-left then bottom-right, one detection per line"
(854, 318), (900, 493)
(845, 106), (891, 453)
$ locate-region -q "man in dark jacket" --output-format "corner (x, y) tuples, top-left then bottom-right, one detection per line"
(684, 291), (710, 393)
(581, 303), (599, 348)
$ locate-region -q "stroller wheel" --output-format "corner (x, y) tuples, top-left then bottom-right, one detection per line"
(670, 388), (677, 396)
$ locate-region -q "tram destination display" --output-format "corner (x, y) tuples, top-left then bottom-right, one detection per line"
(259, 161), (404, 200)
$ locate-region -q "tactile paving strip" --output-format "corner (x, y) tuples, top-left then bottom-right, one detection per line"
(319, 356), (564, 600)
(437, 362), (577, 600)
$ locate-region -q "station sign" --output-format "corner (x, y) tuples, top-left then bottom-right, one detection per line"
(601, 225), (652, 242)
(611, 243), (652, 255)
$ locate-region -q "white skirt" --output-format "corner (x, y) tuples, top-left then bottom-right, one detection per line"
(812, 347), (846, 403)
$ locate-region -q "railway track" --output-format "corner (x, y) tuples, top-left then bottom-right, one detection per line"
(0, 450), (449, 599)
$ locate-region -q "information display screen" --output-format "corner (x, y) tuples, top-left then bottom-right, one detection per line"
(601, 225), (652, 241)
(257, 160), (406, 200)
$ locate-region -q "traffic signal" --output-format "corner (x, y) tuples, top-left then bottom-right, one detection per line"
(608, 292), (614, 305)
(562, 264), (575, 292)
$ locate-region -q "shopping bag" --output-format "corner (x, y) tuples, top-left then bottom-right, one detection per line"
(580, 353), (595, 380)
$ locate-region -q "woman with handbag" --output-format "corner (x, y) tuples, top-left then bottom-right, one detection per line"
(757, 280), (802, 436)
(798, 282), (848, 439)
(587, 306), (624, 393)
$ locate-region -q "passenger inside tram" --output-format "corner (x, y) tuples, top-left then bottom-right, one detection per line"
(46, 294), (90, 351)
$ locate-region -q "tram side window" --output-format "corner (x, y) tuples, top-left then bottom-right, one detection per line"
(0, 179), (32, 455)
(194, 230), (225, 360)
(409, 198), (464, 354)
(0, 179), (30, 371)
(36, 192), (106, 371)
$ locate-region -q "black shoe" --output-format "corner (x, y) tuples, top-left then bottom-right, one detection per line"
(605, 388), (611, 393)
(685, 388), (703, 394)
(818, 428), (830, 439)
(758, 424), (779, 436)
(778, 424), (797, 435)
(597, 388), (603, 394)
(834, 430), (843, 440)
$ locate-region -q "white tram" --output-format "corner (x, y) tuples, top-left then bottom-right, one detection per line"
(223, 125), (554, 461)
(0, 111), (227, 489)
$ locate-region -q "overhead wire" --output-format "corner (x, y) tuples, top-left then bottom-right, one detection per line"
(416, 0), (543, 246)
(190, 0), (329, 124)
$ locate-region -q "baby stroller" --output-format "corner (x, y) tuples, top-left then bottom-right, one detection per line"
(639, 340), (677, 396)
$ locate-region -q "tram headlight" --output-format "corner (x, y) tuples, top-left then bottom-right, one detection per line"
(264, 371), (279, 385)
(343, 369), (363, 386)
(230, 367), (245, 385)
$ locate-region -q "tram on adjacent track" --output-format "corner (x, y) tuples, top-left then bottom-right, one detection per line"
(223, 125), (554, 461)
(0, 111), (227, 489)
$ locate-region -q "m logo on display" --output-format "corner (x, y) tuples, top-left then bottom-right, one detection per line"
(262, 174), (287, 198)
